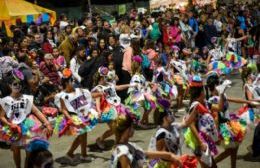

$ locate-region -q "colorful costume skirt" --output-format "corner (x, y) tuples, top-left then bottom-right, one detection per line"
(0, 114), (44, 146)
(219, 121), (245, 148)
(100, 106), (117, 123)
(226, 52), (247, 69)
(125, 91), (157, 121)
(116, 104), (140, 123)
(184, 128), (218, 156)
(54, 109), (98, 137)
(149, 155), (197, 168)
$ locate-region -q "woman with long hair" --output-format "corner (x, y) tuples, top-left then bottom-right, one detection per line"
(42, 30), (56, 54)
(70, 46), (86, 87)
(118, 38), (141, 101)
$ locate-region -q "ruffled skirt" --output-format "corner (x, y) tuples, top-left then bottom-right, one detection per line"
(148, 155), (197, 168)
(184, 128), (218, 156)
(125, 92), (157, 121)
(100, 106), (117, 123)
(0, 114), (44, 146)
(54, 109), (98, 137)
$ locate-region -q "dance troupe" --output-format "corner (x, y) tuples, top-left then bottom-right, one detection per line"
(0, 36), (259, 168)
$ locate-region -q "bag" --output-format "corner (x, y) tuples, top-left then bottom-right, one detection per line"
(200, 145), (212, 167)
(141, 54), (151, 69)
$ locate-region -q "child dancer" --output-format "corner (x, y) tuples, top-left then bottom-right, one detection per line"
(54, 68), (100, 163)
(183, 75), (218, 168)
(92, 66), (134, 149)
(148, 99), (197, 168)
(125, 56), (156, 127)
(110, 110), (182, 168)
(0, 69), (53, 168)
(205, 72), (255, 168)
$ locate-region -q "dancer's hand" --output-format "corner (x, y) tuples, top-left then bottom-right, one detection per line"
(171, 155), (182, 168)
(45, 123), (53, 138)
(10, 124), (21, 134)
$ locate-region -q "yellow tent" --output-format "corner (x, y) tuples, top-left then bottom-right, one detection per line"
(0, 0), (56, 36)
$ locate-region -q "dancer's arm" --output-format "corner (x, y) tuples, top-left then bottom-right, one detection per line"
(95, 97), (101, 114)
(60, 99), (72, 120)
(235, 35), (248, 42)
(91, 92), (103, 98)
(31, 104), (53, 136)
(0, 106), (12, 127)
(227, 97), (252, 104)
(115, 84), (133, 91)
(118, 155), (131, 168)
(31, 104), (51, 126)
(245, 86), (254, 100)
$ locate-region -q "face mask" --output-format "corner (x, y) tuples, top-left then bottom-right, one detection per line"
(11, 82), (22, 93)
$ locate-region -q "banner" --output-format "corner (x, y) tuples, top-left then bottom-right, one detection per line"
(118, 4), (126, 15)
(193, 0), (217, 7)
(149, 0), (188, 10)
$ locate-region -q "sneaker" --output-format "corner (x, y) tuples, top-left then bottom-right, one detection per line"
(80, 156), (94, 162)
(96, 138), (105, 150)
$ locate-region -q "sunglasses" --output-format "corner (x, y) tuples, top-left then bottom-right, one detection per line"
(12, 82), (21, 86)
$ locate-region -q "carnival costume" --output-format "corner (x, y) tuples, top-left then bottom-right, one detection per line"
(54, 69), (98, 137)
(0, 69), (45, 146)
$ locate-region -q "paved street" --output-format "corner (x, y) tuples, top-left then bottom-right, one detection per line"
(0, 74), (259, 167)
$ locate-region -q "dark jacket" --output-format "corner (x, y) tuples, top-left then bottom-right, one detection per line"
(78, 56), (105, 89)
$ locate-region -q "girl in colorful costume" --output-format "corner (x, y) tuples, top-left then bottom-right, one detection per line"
(168, 55), (188, 109)
(183, 75), (218, 168)
(110, 110), (182, 168)
(205, 72), (255, 168)
(125, 55), (156, 127)
(54, 68), (100, 162)
(241, 69), (260, 156)
(92, 66), (134, 149)
(148, 99), (198, 168)
(0, 69), (53, 168)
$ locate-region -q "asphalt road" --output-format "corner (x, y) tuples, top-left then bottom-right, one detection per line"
(0, 74), (259, 168)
